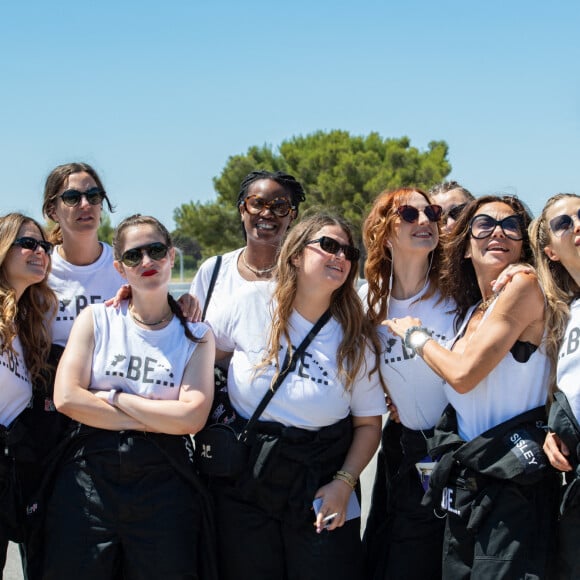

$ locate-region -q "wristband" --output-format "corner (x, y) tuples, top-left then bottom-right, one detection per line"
(107, 389), (119, 406)
(403, 326), (433, 356)
(333, 469), (357, 489)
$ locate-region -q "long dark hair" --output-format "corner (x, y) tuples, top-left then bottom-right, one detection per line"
(440, 195), (534, 321)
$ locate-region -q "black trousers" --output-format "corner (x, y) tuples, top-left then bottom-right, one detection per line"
(43, 430), (203, 580)
(209, 417), (361, 580)
(442, 473), (560, 579)
(558, 476), (580, 580)
(364, 421), (444, 580)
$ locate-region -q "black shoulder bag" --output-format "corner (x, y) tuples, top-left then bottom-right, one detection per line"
(200, 255), (239, 426)
(195, 309), (332, 478)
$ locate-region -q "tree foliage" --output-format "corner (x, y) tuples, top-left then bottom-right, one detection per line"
(98, 213), (114, 245)
(173, 130), (451, 262)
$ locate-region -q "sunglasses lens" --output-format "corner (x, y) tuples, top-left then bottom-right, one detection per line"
(398, 206), (419, 223)
(425, 205), (443, 222)
(61, 192), (82, 206)
(501, 217), (523, 240)
(319, 237), (340, 254)
(318, 237), (359, 261)
(21, 238), (37, 250)
(121, 249), (142, 267)
(147, 243), (169, 261)
(550, 215), (573, 234)
(447, 203), (466, 221)
(39, 241), (53, 254)
(270, 200), (292, 217)
(245, 196), (264, 213)
(470, 215), (495, 238)
(85, 189), (104, 205)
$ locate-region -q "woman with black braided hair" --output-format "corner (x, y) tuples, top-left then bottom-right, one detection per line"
(189, 170), (306, 323)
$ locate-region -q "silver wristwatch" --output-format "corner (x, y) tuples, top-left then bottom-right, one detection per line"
(404, 326), (433, 356)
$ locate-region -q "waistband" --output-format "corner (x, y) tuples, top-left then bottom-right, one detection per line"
(253, 415), (352, 444)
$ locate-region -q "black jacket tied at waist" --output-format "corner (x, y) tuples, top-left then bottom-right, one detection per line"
(422, 405), (553, 531)
(226, 415), (354, 525)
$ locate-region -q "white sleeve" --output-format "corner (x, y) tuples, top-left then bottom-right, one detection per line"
(349, 347), (388, 417)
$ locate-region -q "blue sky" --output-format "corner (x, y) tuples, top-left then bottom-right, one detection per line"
(1, 0), (578, 231)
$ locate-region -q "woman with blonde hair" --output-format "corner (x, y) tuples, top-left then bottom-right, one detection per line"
(0, 213), (56, 575)
(209, 211), (386, 580)
(531, 193), (580, 579)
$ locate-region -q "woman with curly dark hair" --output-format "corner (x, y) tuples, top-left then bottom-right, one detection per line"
(387, 195), (559, 579)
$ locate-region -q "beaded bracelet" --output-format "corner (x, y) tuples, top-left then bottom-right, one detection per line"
(333, 469), (357, 489)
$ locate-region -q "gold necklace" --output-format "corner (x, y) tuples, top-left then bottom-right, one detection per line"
(129, 304), (173, 326)
(242, 249), (275, 276)
(477, 294), (497, 312)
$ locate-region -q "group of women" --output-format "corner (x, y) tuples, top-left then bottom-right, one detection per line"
(0, 163), (579, 580)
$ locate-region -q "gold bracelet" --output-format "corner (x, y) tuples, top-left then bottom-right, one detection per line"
(333, 469), (357, 489)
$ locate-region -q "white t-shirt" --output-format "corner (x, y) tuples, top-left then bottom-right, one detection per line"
(557, 298), (580, 423)
(0, 336), (32, 426)
(90, 302), (209, 400)
(189, 248), (247, 325)
(371, 286), (456, 430)
(446, 301), (550, 441)
(212, 283), (387, 430)
(49, 243), (125, 347)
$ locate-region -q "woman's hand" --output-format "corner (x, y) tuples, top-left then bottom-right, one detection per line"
(177, 293), (202, 322)
(544, 431), (572, 472)
(313, 479), (353, 533)
(383, 316), (423, 339)
(104, 284), (132, 308)
(491, 263), (535, 293)
(386, 396), (401, 423)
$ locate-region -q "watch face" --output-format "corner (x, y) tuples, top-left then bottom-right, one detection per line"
(410, 331), (428, 349)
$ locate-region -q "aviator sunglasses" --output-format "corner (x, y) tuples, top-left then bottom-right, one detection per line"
(59, 187), (106, 207)
(120, 242), (169, 267)
(12, 237), (53, 255)
(549, 208), (580, 236)
(306, 236), (360, 261)
(242, 195), (294, 218)
(469, 214), (524, 241)
(397, 204), (442, 223)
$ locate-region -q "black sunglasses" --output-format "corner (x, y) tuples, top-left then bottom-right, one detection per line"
(445, 203), (467, 222)
(397, 204), (442, 223)
(469, 214), (524, 241)
(59, 187), (106, 207)
(120, 242), (169, 267)
(13, 237), (53, 255)
(306, 236), (360, 261)
(549, 208), (580, 236)
(241, 195), (294, 218)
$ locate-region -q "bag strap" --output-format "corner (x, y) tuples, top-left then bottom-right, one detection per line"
(240, 308), (332, 441)
(201, 255), (222, 321)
